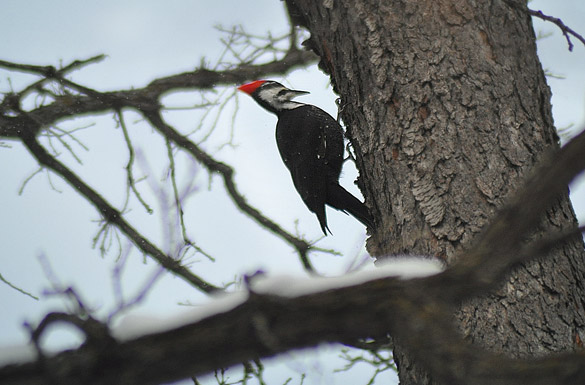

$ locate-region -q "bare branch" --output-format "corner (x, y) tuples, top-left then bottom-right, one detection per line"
(0, 55), (106, 107)
(431, 127), (585, 301)
(18, 167), (43, 195)
(108, 248), (166, 323)
(0, 272), (38, 300)
(9, 127), (584, 384)
(502, 1), (585, 52)
(164, 137), (213, 261)
(0, 55), (105, 76)
(1, 50), (321, 270)
(92, 221), (123, 258)
(117, 109), (153, 214)
(24, 311), (115, 362)
(20, 132), (220, 294)
(0, 48), (315, 139)
(141, 109), (317, 272)
(335, 348), (396, 385)
(3, 267), (585, 385)
(528, 8), (585, 51)
(43, 126), (86, 164)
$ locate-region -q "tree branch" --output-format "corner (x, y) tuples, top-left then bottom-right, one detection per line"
(3, 268), (585, 385)
(528, 8), (585, 51)
(1, 48), (320, 272)
(19, 131), (220, 294)
(434, 127), (585, 301)
(0, 55), (105, 77)
(502, 0), (585, 52)
(141, 109), (316, 271)
(3, 126), (585, 385)
(0, 48), (316, 138)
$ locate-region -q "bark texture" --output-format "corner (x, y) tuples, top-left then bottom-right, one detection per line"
(287, 0), (585, 383)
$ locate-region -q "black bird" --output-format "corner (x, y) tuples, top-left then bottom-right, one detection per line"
(237, 80), (374, 235)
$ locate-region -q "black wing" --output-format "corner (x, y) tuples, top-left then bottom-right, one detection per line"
(275, 105), (344, 233)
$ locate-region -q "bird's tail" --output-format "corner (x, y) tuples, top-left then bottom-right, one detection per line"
(327, 183), (375, 230)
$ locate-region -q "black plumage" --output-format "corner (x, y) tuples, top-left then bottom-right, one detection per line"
(238, 80), (374, 235)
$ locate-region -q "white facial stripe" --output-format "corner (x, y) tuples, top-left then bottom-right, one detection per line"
(283, 104), (305, 109)
(257, 87), (280, 103)
(257, 87), (306, 110)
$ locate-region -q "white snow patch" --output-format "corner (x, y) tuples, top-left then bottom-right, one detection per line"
(110, 256), (444, 341)
(0, 257), (442, 358)
(113, 291), (248, 341)
(252, 255), (444, 298)
(374, 255), (445, 279)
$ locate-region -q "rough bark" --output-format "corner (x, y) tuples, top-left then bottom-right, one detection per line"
(286, 0), (585, 383)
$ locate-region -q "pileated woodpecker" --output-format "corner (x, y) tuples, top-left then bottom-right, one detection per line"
(237, 80), (374, 235)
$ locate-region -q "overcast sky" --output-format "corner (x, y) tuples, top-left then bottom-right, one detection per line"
(1, 1), (584, 384)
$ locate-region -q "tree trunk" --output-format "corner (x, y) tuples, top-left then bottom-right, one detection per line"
(287, 0), (585, 384)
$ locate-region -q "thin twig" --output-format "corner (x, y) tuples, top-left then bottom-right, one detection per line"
(0, 272), (39, 300)
(45, 124), (92, 150)
(44, 126), (84, 164)
(165, 138), (204, 258)
(117, 109), (153, 214)
(18, 167), (43, 195)
(503, 0), (585, 52)
(92, 221), (123, 259)
(20, 132), (220, 294)
(528, 8), (585, 52)
(108, 246), (166, 323)
(3, 54), (106, 102)
(141, 109), (318, 273)
(2, 48), (319, 272)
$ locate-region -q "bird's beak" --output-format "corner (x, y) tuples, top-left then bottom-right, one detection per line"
(288, 89), (310, 99)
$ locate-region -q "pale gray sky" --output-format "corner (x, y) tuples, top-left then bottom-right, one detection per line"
(0, 1), (584, 384)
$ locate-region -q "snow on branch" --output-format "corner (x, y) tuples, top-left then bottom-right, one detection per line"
(0, 124), (585, 385)
(1, 125), (585, 384)
(3, 15), (585, 383)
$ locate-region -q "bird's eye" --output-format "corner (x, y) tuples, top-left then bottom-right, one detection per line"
(277, 89), (287, 96)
